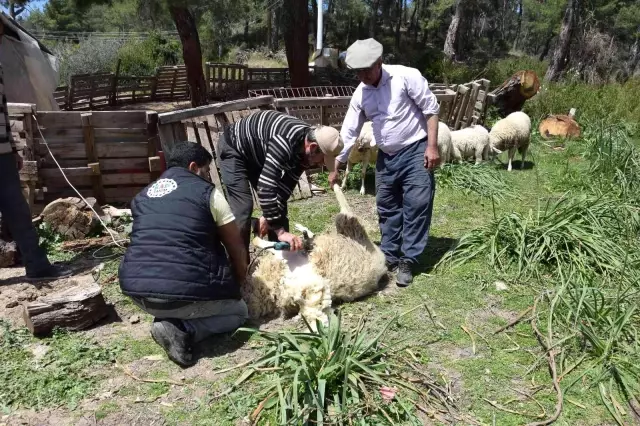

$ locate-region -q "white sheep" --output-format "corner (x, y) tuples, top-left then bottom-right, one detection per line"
(242, 185), (387, 328)
(488, 111), (532, 171)
(437, 121), (453, 164)
(450, 124), (491, 165)
(342, 121), (377, 195)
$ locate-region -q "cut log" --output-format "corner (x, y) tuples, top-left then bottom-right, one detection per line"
(22, 275), (110, 336)
(41, 197), (101, 240)
(490, 70), (540, 117)
(539, 110), (581, 139)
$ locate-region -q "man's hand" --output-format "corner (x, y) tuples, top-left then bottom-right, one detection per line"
(258, 216), (268, 237)
(276, 230), (303, 251)
(328, 170), (341, 188)
(424, 145), (440, 170)
(14, 152), (23, 171)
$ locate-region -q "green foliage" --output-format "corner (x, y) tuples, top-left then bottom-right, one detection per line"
(116, 32), (181, 76)
(51, 37), (124, 84)
(227, 310), (452, 424)
(36, 221), (65, 253)
(435, 162), (517, 202)
(0, 321), (121, 411)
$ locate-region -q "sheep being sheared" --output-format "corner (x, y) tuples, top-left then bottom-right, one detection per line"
(342, 121), (377, 195)
(437, 121), (453, 165)
(241, 185), (387, 328)
(488, 111), (532, 171)
(451, 124), (491, 165)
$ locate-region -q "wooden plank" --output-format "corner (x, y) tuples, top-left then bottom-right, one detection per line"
(40, 158), (149, 171)
(40, 167), (92, 178)
(7, 103), (36, 114)
(81, 113), (106, 205)
(464, 83), (481, 128)
(22, 113), (36, 161)
(454, 87), (471, 130)
(146, 112), (161, 180)
(274, 97), (351, 108)
(158, 96), (274, 124)
(102, 173), (151, 186)
(36, 111), (149, 129)
(38, 142), (149, 159)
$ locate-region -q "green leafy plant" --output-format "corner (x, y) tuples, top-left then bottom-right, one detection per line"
(225, 309), (457, 425)
(436, 192), (640, 279)
(435, 162), (516, 202)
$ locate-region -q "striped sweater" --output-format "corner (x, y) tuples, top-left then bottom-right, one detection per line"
(227, 110), (310, 228)
(0, 62), (16, 155)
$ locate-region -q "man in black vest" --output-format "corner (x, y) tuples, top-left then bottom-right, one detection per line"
(118, 141), (248, 367)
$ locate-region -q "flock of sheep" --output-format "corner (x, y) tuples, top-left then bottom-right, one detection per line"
(343, 111), (533, 195)
(242, 111), (534, 329)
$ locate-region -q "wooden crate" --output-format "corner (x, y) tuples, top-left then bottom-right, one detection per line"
(206, 63), (248, 101)
(152, 65), (190, 101)
(32, 110), (161, 207)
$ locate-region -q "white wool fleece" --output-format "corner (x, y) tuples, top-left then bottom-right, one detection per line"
(489, 111), (532, 152)
(451, 125), (491, 164)
(437, 122), (453, 164)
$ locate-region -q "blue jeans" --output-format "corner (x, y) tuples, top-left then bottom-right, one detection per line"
(375, 138), (436, 266)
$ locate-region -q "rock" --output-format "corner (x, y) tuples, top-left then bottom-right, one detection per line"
(129, 315), (140, 324)
(0, 241), (18, 267)
(494, 280), (509, 291)
(6, 300), (19, 308)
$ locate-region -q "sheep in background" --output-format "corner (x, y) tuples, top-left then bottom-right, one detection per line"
(242, 185), (387, 328)
(489, 111), (532, 171)
(451, 124), (491, 165)
(342, 121), (377, 195)
(437, 121), (453, 165)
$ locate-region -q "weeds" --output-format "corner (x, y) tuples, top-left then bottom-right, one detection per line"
(435, 162), (516, 202)
(224, 310), (460, 425)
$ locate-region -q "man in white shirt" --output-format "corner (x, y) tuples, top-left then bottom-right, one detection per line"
(329, 38), (440, 287)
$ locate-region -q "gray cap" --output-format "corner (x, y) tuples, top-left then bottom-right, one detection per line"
(344, 38), (383, 70)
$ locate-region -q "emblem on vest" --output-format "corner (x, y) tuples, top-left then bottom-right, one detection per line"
(147, 178), (178, 198)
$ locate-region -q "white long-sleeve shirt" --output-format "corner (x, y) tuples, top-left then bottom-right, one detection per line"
(337, 64), (440, 163)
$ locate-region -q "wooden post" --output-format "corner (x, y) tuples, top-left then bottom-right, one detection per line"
(21, 105), (36, 161)
(320, 105), (328, 126)
(81, 113), (106, 205)
(146, 112), (161, 181)
(205, 63), (211, 99)
(111, 60), (121, 106)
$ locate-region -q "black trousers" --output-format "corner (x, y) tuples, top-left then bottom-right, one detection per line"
(0, 154), (51, 274)
(217, 129), (289, 256)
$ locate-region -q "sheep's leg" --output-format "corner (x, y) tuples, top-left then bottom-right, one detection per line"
(341, 161), (351, 191)
(452, 146), (463, 163)
(332, 184), (352, 215)
(359, 151), (370, 195)
(474, 145), (485, 165)
(518, 143), (529, 170)
(507, 147), (516, 171)
(294, 223), (315, 238)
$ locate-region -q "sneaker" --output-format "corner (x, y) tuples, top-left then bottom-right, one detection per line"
(385, 260), (398, 272)
(26, 264), (73, 281)
(396, 261), (413, 287)
(150, 319), (196, 367)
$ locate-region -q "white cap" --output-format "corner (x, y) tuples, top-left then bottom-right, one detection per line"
(345, 38), (383, 69)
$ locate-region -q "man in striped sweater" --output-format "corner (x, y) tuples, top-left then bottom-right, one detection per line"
(218, 109), (343, 255)
(0, 22), (71, 280)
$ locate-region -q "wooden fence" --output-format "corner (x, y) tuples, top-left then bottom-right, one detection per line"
(8, 103), (162, 214)
(9, 84), (494, 212)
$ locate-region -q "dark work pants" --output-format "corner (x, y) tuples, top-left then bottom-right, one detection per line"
(217, 130), (289, 256)
(0, 154), (51, 274)
(375, 138), (436, 266)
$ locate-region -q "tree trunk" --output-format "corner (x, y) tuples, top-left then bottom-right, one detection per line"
(346, 17), (352, 47)
(369, 0), (379, 38)
(282, 0), (310, 87)
(270, 6), (280, 51)
(444, 0), (463, 60)
(544, 0), (580, 81)
(410, 0), (419, 42)
(394, 0), (403, 50)
(267, 7), (273, 49)
(169, 5), (207, 107)
(22, 276), (110, 336)
(539, 32), (553, 61)
(512, 0), (523, 51)
(627, 37), (639, 77)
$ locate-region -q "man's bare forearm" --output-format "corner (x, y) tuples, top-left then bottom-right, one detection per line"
(426, 114), (439, 149)
(218, 223), (248, 283)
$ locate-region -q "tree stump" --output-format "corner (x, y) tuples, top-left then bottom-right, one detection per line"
(539, 109), (581, 139)
(41, 197), (101, 240)
(490, 70), (541, 117)
(22, 275), (110, 336)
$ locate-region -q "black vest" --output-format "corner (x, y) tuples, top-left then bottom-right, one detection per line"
(118, 167), (240, 301)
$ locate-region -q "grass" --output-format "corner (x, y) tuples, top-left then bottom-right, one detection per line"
(3, 80), (640, 425)
(0, 321), (121, 412)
